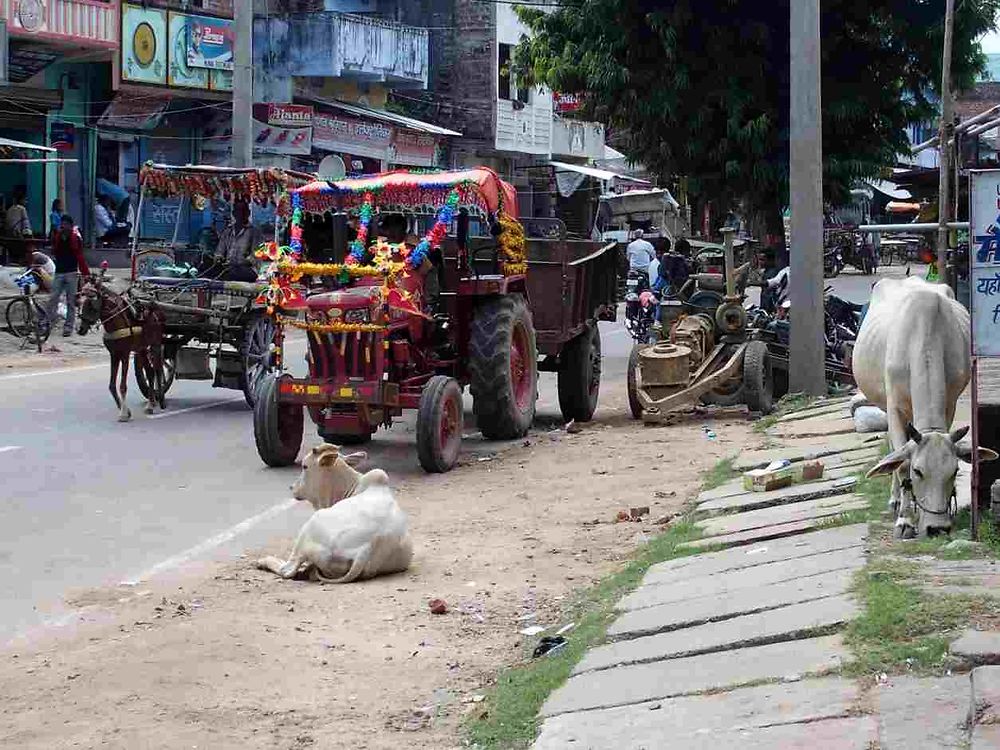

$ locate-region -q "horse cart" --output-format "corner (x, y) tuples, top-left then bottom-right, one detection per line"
(129, 163), (311, 406)
(253, 168), (618, 472)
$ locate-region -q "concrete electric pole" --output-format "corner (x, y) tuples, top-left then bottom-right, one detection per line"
(231, 0), (253, 168)
(937, 0), (956, 281)
(789, 0), (826, 395)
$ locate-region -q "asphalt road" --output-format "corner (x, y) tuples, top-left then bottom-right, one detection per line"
(0, 322), (634, 644)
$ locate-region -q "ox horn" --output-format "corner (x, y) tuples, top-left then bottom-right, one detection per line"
(905, 423), (923, 445)
(950, 426), (971, 444)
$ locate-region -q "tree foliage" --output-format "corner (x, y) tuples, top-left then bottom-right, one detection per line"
(515, 0), (1000, 234)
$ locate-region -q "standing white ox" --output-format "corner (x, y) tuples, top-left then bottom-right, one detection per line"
(257, 445), (413, 582)
(853, 276), (996, 537)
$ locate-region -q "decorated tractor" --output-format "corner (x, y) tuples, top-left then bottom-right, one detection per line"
(252, 168), (618, 473)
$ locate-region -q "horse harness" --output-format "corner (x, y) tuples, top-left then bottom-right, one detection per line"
(92, 284), (147, 343)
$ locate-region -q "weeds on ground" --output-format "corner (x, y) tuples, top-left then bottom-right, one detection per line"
(844, 557), (1000, 676)
(752, 392), (816, 433)
(464, 519), (712, 749)
(701, 457), (738, 490)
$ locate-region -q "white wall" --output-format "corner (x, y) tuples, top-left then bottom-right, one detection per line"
(495, 2), (553, 155)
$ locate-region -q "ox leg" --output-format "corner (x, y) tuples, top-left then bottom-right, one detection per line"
(256, 526), (311, 579)
(118, 353), (132, 422)
(885, 399), (914, 538)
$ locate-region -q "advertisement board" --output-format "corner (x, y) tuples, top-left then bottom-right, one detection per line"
(252, 103), (313, 156)
(553, 92), (582, 114)
(969, 170), (1000, 356)
(50, 122), (75, 152)
(122, 5), (168, 85)
(185, 15), (233, 71)
(391, 130), (437, 167)
(313, 112), (393, 161)
(210, 69), (233, 92)
(167, 12), (209, 89)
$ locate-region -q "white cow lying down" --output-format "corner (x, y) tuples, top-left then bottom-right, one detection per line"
(256, 444), (413, 582)
(853, 276), (997, 537)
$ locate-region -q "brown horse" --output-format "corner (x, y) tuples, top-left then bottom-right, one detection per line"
(78, 276), (167, 421)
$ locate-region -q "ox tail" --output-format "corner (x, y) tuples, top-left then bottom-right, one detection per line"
(313, 534), (411, 584)
(314, 545), (372, 584)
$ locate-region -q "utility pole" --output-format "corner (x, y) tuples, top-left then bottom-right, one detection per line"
(937, 0), (956, 281)
(231, 0), (253, 168)
(789, 0), (826, 395)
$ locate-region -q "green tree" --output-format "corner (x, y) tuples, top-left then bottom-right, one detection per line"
(515, 0), (999, 240)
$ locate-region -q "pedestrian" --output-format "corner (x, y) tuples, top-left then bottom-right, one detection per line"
(49, 199), (63, 237)
(46, 214), (90, 337)
(626, 229), (656, 274)
(6, 189), (31, 236)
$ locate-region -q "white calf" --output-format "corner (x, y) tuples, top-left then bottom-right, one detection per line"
(256, 444), (413, 583)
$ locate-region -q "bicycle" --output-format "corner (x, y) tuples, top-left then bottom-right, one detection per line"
(5, 269), (50, 352)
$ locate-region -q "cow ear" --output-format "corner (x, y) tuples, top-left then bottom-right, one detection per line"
(955, 443), (1000, 464)
(341, 451), (368, 467)
(866, 445), (913, 478)
(317, 451), (340, 467)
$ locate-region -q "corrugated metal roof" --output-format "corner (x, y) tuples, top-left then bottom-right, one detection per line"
(297, 95), (462, 137)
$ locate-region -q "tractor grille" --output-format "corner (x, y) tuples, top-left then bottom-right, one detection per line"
(307, 330), (383, 381)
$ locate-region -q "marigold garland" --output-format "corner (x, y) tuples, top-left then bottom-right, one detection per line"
(498, 212), (527, 276)
(277, 314), (385, 334)
(275, 261), (403, 282)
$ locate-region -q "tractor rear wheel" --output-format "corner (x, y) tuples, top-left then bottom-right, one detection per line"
(742, 341), (774, 415)
(254, 374), (303, 467)
(469, 295), (537, 439)
(558, 324), (601, 422)
(417, 376), (463, 473)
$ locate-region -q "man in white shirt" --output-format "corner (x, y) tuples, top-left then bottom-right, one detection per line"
(94, 197), (115, 239)
(5, 192), (31, 236)
(626, 229), (656, 273)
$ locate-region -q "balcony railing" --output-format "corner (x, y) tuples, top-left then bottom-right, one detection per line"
(1, 0), (118, 49)
(255, 12), (429, 90)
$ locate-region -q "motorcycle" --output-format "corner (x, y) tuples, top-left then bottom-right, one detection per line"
(823, 248), (844, 278)
(624, 269), (657, 343)
(824, 287), (864, 337)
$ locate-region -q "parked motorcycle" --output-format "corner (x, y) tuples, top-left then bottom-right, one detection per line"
(823, 248), (844, 278)
(624, 269), (656, 343)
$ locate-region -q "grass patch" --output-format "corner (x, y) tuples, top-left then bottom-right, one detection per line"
(701, 457), (737, 490)
(844, 557), (999, 675)
(465, 519), (714, 748)
(752, 392), (816, 433)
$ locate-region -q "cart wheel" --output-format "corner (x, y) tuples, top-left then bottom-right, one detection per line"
(557, 324), (601, 422)
(417, 375), (463, 473)
(742, 341), (774, 415)
(135, 351), (175, 401)
(626, 343), (644, 420)
(469, 295), (537, 439)
(699, 380), (745, 407)
(242, 314), (275, 408)
(254, 374), (303, 467)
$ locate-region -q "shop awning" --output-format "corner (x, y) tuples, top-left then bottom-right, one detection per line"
(549, 160), (651, 185)
(869, 179), (912, 200)
(297, 95), (462, 137)
(0, 137), (55, 153)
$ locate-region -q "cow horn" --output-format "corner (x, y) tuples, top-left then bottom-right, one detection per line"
(950, 426), (970, 444)
(905, 423), (923, 444)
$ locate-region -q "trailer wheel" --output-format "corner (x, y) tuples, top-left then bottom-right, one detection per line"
(742, 341), (774, 415)
(242, 314), (275, 408)
(417, 376), (463, 473)
(135, 350), (175, 402)
(626, 343), (644, 420)
(699, 381), (745, 407)
(254, 374), (303, 467)
(558, 324), (601, 422)
(469, 295), (537, 439)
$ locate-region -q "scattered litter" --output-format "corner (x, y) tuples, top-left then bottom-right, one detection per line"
(556, 623), (576, 635)
(653, 490), (676, 498)
(745, 546), (769, 556)
(429, 598), (448, 615)
(517, 613), (537, 622)
(653, 514), (676, 526)
(614, 509), (630, 523)
(477, 455), (495, 463)
(565, 419), (582, 434)
(648, 702), (662, 711)
(592, 468), (609, 475)
(533, 636), (567, 658)
(629, 506), (650, 521)
(519, 625), (546, 636)
(702, 426), (717, 440)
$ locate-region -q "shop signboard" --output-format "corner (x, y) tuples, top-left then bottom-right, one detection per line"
(252, 103), (313, 156)
(313, 112), (393, 161)
(122, 5), (168, 85)
(553, 92), (582, 114)
(210, 68), (233, 92)
(390, 130), (437, 167)
(970, 170), (1000, 356)
(50, 122), (75, 151)
(98, 92), (172, 131)
(167, 12), (209, 89)
(185, 15), (233, 71)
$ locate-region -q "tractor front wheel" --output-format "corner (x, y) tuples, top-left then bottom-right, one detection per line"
(417, 376), (463, 473)
(469, 295), (538, 439)
(254, 374), (303, 467)
(626, 343), (644, 420)
(742, 341), (774, 415)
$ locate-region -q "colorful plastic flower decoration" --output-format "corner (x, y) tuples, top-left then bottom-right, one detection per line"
(409, 188), (459, 270)
(346, 193), (374, 266)
(288, 192), (304, 257)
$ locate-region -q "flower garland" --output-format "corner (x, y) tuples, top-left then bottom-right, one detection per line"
(498, 212), (528, 275)
(277, 314), (385, 334)
(289, 192), (305, 255)
(346, 192), (374, 265)
(408, 188), (460, 270)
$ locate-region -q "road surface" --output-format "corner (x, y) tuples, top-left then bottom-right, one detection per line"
(0, 322), (634, 643)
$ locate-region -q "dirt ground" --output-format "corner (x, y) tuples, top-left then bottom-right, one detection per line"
(0, 391), (758, 749)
